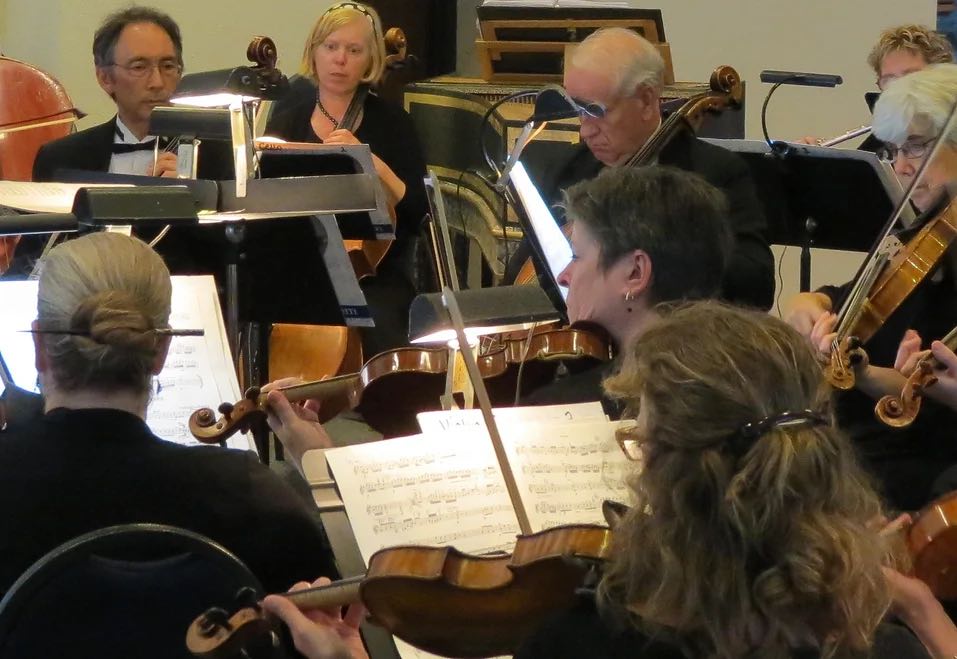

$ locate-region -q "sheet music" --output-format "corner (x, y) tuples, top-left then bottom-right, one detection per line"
(416, 402), (606, 433)
(324, 414), (629, 659)
(0, 181), (132, 213)
(510, 161), (570, 299)
(501, 419), (632, 529)
(0, 276), (250, 451)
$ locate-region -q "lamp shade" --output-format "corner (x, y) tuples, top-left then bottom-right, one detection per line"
(409, 286), (560, 344)
(149, 106), (232, 140)
(171, 67), (288, 107)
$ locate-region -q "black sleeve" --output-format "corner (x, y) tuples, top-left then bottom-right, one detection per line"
(32, 142), (55, 182)
(360, 96), (429, 241)
(234, 453), (338, 592)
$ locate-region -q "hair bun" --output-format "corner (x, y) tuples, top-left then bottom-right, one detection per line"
(70, 290), (158, 353)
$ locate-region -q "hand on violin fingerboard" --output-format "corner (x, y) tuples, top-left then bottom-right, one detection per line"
(262, 577), (368, 659)
(264, 385), (333, 472)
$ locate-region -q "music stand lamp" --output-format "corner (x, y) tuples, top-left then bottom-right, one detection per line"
(170, 66), (288, 198)
(408, 286), (559, 409)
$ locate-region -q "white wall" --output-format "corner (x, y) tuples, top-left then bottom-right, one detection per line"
(456, 0), (936, 142)
(3, 0), (937, 136)
(1, 0), (335, 128)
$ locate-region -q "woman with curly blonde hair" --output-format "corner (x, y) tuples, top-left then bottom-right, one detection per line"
(516, 302), (949, 659)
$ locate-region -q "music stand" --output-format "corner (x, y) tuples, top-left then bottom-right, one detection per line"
(703, 138), (911, 292)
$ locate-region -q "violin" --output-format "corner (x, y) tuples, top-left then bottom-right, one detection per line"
(0, 56), (82, 273)
(190, 326), (612, 443)
(874, 325), (957, 428)
(902, 490), (957, 600)
(186, 524), (612, 659)
(513, 65), (743, 286)
(824, 201), (957, 390)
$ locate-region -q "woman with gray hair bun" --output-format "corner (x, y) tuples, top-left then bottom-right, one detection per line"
(0, 231), (336, 596)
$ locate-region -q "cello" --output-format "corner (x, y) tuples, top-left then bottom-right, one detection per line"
(0, 56), (83, 273)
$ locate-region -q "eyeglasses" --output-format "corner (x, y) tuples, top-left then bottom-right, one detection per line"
(570, 97), (607, 119)
(877, 137), (937, 163)
(327, 2), (379, 39)
(614, 420), (643, 461)
(108, 59), (183, 79)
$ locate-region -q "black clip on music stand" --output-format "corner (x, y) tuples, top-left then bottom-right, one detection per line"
(703, 138), (911, 291)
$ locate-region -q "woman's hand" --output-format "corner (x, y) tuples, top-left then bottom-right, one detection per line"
(262, 577), (369, 659)
(263, 378), (333, 470)
(783, 291), (832, 338)
(323, 129), (406, 206)
(894, 329), (926, 376)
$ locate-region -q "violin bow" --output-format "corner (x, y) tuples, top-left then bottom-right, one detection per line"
(441, 286), (533, 535)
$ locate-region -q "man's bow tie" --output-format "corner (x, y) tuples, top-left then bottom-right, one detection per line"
(111, 140), (159, 154)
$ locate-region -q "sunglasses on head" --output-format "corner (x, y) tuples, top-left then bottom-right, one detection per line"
(327, 2), (379, 39)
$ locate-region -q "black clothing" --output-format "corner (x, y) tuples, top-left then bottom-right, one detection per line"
(516, 595), (929, 659)
(0, 408), (335, 595)
(506, 132), (775, 311)
(259, 77), (428, 353)
(19, 117), (230, 280)
(819, 208), (957, 510)
(520, 360), (623, 419)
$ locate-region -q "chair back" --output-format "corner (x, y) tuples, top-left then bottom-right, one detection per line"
(0, 523), (265, 659)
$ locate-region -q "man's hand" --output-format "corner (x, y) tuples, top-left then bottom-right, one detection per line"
(262, 577), (369, 659)
(149, 151), (178, 177)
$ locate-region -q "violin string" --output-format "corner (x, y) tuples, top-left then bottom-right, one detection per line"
(512, 324), (538, 406)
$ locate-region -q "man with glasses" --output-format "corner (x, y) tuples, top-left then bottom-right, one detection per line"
(506, 27), (774, 311)
(33, 7), (186, 180)
(21, 7), (228, 278)
(785, 64), (957, 511)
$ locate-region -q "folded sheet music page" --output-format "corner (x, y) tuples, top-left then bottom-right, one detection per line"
(0, 276), (250, 451)
(323, 410), (631, 659)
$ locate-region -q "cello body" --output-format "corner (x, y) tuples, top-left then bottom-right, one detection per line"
(0, 56), (82, 272)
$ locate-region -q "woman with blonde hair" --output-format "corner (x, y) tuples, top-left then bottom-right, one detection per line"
(259, 1), (427, 355)
(0, 232), (335, 596)
(515, 302), (950, 658)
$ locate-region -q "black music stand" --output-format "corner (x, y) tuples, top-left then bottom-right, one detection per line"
(703, 138), (910, 291)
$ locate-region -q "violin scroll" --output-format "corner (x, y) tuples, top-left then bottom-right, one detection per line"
(708, 65), (743, 105)
(875, 360), (937, 428)
(189, 387), (265, 445)
(823, 336), (861, 391)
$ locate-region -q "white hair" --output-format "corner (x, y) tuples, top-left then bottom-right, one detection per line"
(872, 63), (957, 146)
(37, 232), (171, 393)
(570, 27), (665, 96)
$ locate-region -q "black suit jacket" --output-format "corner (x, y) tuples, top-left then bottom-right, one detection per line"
(24, 117), (229, 278)
(32, 116), (233, 182)
(509, 132), (776, 311)
(0, 408), (335, 596)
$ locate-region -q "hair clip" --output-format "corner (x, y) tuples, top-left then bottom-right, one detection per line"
(737, 409), (829, 440)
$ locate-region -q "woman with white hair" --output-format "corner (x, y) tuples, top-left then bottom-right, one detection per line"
(0, 232), (336, 596)
(784, 63), (957, 510)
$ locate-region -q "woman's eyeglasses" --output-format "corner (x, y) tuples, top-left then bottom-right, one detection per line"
(877, 137), (936, 163)
(614, 420), (643, 461)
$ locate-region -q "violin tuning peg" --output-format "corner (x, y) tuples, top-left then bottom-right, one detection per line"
(218, 402), (235, 419)
(198, 607), (233, 636)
